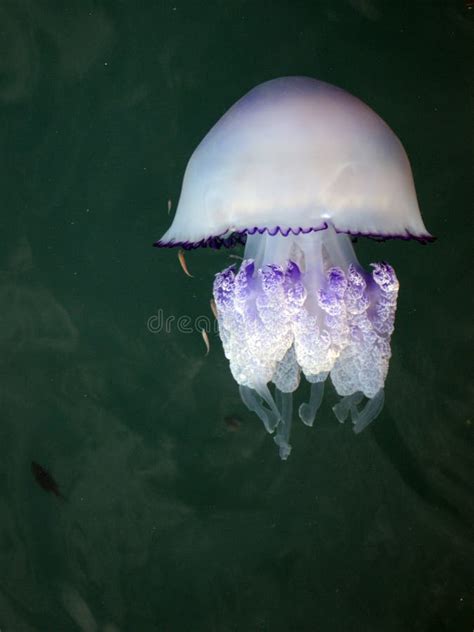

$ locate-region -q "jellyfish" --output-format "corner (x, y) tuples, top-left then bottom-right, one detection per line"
(155, 77), (433, 459)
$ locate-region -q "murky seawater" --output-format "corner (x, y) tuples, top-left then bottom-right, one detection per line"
(0, 1), (472, 630)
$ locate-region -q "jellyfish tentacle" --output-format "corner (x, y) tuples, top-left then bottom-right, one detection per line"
(255, 382), (282, 431)
(238, 384), (280, 433)
(273, 389), (293, 460)
(299, 380), (325, 427)
(332, 389), (385, 433)
(332, 391), (364, 423)
(352, 388), (385, 434)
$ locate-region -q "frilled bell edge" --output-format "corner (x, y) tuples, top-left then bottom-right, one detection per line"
(153, 223), (436, 250)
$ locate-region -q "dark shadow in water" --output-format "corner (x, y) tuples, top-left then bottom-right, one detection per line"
(370, 412), (470, 529)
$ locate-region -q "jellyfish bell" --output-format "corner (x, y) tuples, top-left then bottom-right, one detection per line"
(158, 76), (431, 248)
(155, 76), (434, 459)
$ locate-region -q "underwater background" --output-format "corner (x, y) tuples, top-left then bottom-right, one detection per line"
(0, 0), (472, 630)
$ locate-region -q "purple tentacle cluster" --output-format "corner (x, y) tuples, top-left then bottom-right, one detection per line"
(213, 258), (399, 398)
(330, 263), (398, 397)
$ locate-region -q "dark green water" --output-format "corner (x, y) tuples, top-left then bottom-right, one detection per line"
(0, 1), (473, 630)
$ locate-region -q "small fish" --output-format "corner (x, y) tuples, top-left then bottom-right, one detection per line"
(167, 199), (172, 214)
(210, 298), (218, 319)
(178, 249), (193, 277)
(31, 461), (65, 501)
(229, 254), (243, 260)
(201, 328), (210, 355)
(224, 415), (241, 431)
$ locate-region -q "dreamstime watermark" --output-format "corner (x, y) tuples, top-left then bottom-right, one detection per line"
(146, 308), (219, 334)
